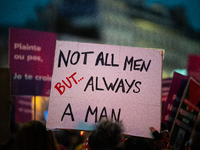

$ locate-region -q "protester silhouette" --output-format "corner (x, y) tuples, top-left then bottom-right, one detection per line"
(13, 120), (59, 150)
(123, 137), (151, 150)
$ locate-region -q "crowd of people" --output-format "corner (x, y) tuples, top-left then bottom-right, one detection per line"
(0, 118), (200, 150)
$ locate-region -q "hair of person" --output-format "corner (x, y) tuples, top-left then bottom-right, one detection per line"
(13, 120), (59, 150)
(88, 118), (124, 150)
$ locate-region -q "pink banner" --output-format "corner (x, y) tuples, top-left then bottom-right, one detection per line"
(15, 96), (32, 123)
(187, 54), (200, 82)
(9, 28), (57, 96)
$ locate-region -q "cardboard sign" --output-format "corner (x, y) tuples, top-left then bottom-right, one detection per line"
(170, 77), (200, 150)
(9, 28), (57, 96)
(47, 41), (163, 138)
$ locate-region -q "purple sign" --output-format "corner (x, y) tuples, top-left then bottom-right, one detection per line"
(162, 78), (172, 115)
(162, 72), (189, 131)
(15, 96), (32, 123)
(9, 28), (57, 96)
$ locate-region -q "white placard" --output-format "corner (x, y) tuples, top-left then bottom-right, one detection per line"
(47, 41), (163, 138)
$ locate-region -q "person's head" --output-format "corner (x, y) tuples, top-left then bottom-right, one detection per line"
(88, 118), (124, 150)
(14, 120), (59, 150)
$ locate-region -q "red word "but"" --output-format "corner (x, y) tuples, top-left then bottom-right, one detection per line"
(54, 72), (84, 95)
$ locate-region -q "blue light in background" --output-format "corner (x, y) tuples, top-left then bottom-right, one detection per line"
(44, 110), (48, 122)
(145, 0), (200, 32)
(0, 0), (51, 27)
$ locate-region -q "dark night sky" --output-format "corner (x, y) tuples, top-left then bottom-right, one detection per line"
(0, 0), (200, 33)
